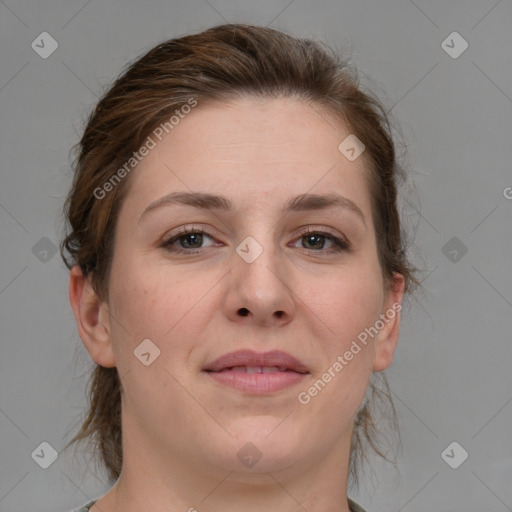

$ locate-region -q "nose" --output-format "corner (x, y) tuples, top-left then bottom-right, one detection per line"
(222, 237), (296, 328)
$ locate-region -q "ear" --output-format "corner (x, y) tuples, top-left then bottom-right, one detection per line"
(69, 265), (116, 368)
(372, 273), (405, 372)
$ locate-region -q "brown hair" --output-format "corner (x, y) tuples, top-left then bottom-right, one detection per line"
(61, 23), (420, 489)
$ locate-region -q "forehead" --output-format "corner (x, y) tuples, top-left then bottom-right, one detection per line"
(120, 96), (373, 219)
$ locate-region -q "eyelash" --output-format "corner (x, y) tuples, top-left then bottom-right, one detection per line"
(161, 226), (350, 256)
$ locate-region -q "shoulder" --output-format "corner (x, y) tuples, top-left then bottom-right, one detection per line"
(70, 501), (96, 512)
(348, 497), (368, 512)
(72, 498), (363, 512)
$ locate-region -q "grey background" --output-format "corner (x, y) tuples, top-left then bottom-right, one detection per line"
(1, 1), (511, 511)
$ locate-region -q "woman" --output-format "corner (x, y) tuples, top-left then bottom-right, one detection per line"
(62, 23), (419, 512)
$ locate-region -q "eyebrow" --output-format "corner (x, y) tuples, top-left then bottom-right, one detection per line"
(139, 191), (367, 227)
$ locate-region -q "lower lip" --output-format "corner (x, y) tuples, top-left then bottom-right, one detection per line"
(204, 369), (308, 394)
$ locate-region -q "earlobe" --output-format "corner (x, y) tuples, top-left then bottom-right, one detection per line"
(69, 265), (116, 368)
(372, 273), (405, 372)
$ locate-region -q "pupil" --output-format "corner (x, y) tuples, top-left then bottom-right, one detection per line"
(183, 233), (201, 248)
(305, 234), (323, 249)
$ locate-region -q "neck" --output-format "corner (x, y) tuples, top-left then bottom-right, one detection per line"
(98, 422), (354, 512)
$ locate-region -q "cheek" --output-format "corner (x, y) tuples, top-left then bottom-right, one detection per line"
(307, 266), (384, 348)
(107, 256), (217, 368)
(110, 256), (187, 331)
(107, 262), (203, 417)
(298, 275), (380, 427)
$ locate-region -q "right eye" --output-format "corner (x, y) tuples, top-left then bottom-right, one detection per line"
(161, 227), (218, 254)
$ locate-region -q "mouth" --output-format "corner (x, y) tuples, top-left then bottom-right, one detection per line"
(203, 350), (310, 394)
(213, 366), (303, 373)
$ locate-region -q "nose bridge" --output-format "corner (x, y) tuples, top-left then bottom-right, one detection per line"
(235, 229), (282, 290)
(233, 204), (278, 268)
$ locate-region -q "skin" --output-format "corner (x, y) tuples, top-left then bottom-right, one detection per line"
(69, 96), (405, 512)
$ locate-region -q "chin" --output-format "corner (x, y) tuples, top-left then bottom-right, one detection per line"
(216, 418), (306, 471)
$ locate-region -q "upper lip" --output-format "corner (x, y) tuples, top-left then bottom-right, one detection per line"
(203, 350), (310, 374)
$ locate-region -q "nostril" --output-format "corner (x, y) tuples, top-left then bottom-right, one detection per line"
(238, 308), (250, 317)
(274, 311), (284, 319)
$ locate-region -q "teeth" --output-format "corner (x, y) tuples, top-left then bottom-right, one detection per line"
(230, 366), (283, 373)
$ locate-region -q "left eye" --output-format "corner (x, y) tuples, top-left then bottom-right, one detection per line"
(290, 231), (350, 253)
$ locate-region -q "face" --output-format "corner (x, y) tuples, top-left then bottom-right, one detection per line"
(75, 96), (404, 482)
